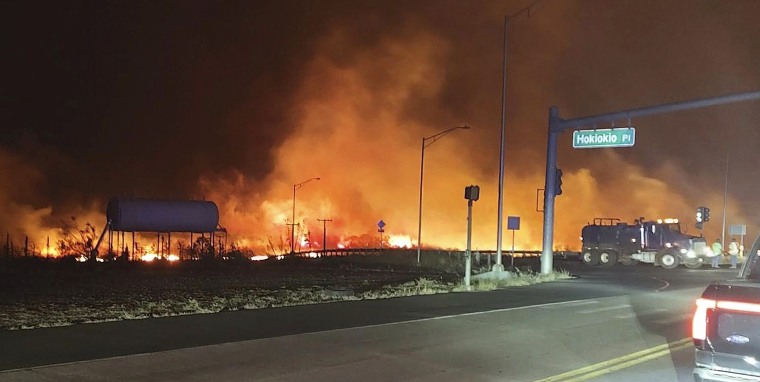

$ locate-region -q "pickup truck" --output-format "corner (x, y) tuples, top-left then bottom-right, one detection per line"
(693, 233), (760, 382)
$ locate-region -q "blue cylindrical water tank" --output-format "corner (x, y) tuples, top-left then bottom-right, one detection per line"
(107, 198), (220, 233)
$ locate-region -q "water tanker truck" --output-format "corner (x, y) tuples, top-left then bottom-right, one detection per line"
(580, 217), (709, 269)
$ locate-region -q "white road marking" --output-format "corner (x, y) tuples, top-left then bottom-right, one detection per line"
(540, 300), (600, 309)
(577, 304), (631, 314)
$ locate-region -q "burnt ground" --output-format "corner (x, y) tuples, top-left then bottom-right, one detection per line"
(0, 252), (465, 330)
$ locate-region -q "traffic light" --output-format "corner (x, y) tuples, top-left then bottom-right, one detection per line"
(696, 221), (703, 230)
(696, 206), (710, 226)
(555, 168), (563, 196)
(464, 185), (480, 201)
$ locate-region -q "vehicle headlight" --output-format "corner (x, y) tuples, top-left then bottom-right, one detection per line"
(680, 248), (688, 254)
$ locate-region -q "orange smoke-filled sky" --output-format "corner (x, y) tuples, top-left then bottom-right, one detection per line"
(3, 0), (759, 254)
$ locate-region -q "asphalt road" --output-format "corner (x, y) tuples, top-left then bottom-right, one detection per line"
(0, 259), (742, 381)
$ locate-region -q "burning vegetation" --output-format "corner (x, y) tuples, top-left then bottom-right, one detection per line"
(2, 2), (758, 260)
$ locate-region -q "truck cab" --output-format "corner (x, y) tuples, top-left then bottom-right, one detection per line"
(692, 233), (760, 381)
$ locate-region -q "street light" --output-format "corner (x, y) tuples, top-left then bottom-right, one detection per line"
(498, 1), (543, 273)
(291, 177), (320, 254)
(417, 125), (470, 263)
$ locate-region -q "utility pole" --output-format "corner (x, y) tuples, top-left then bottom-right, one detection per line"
(291, 177), (320, 254)
(317, 218), (332, 256)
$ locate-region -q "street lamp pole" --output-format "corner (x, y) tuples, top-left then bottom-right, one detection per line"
(291, 177), (320, 254)
(497, 0), (544, 272)
(417, 125), (470, 264)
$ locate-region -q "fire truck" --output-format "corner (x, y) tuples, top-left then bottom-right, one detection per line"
(580, 217), (709, 269)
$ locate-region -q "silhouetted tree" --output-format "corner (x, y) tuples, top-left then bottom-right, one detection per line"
(56, 217), (98, 258)
(192, 236), (214, 260)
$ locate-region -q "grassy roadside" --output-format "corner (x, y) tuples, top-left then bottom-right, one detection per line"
(359, 268), (575, 299)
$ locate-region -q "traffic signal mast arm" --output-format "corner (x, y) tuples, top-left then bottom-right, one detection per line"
(541, 90), (760, 275)
(551, 91), (760, 133)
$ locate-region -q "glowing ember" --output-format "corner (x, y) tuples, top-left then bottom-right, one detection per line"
(250, 255), (269, 261)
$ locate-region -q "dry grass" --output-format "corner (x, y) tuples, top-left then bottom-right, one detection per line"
(360, 268), (574, 298)
(0, 256), (571, 330)
(455, 268), (574, 292)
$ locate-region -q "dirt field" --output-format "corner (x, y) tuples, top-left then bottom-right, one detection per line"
(0, 252), (465, 330)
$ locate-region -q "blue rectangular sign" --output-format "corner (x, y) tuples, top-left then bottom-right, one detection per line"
(507, 216), (520, 231)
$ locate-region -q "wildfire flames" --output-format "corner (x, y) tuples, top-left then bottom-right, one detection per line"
(140, 245), (180, 262)
(1, 3), (757, 259)
(388, 235), (413, 249)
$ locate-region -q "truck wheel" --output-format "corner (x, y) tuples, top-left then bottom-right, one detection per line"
(658, 252), (680, 269)
(599, 251), (618, 267)
(684, 258), (703, 269)
(582, 250), (600, 266)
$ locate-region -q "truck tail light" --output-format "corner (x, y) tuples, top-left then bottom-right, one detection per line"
(692, 298), (715, 341)
(715, 300), (760, 313)
(692, 298), (760, 342)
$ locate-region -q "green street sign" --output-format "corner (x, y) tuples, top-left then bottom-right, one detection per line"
(572, 127), (635, 149)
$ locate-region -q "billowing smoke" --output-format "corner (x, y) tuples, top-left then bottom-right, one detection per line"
(0, 149), (104, 255)
(197, 4), (756, 253)
(0, 150), (56, 247)
(3, 1), (758, 255)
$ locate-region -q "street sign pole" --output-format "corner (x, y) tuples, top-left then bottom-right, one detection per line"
(465, 199), (473, 290)
(507, 216), (520, 270)
(463, 185), (479, 289)
(511, 229), (515, 270)
(377, 220), (386, 249)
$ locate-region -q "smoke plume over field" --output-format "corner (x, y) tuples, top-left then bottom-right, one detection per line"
(3, 0), (759, 255)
